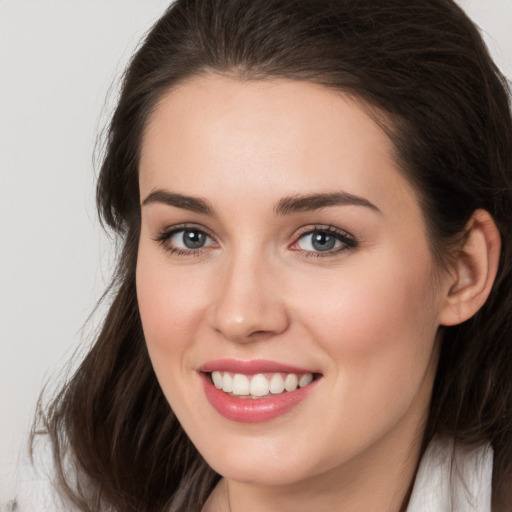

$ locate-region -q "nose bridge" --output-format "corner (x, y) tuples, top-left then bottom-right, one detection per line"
(210, 244), (288, 341)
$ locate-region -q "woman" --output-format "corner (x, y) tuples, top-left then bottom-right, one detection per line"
(17, 0), (512, 511)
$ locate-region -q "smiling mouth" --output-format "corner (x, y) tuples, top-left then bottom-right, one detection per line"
(208, 371), (319, 398)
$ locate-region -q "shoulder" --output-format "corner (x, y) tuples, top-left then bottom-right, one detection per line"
(8, 434), (80, 512)
(407, 436), (493, 512)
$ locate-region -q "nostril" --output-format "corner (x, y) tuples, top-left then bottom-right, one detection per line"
(247, 330), (276, 339)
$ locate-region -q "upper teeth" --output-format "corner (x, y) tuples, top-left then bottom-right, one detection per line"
(211, 371), (314, 397)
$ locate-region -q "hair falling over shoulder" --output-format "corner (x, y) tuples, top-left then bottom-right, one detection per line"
(33, 1), (512, 510)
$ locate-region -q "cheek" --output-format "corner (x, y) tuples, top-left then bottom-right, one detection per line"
(293, 248), (440, 408)
(302, 259), (435, 342)
(135, 245), (208, 365)
(285, 256), (440, 467)
(135, 246), (214, 424)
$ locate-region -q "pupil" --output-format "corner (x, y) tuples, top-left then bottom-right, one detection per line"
(183, 230), (205, 249)
(312, 231), (335, 251)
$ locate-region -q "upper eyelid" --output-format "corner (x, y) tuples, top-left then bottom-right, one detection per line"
(156, 223), (353, 237)
(293, 224), (356, 241)
(156, 223), (216, 239)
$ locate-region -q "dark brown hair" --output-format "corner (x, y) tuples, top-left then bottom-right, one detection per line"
(34, 1), (512, 510)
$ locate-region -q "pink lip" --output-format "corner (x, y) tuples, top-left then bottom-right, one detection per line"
(198, 359), (320, 423)
(199, 358), (316, 375)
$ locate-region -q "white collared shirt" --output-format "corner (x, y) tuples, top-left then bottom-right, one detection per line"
(5, 436), (493, 511)
(407, 437), (493, 512)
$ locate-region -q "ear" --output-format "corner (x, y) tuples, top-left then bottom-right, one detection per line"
(439, 209), (501, 326)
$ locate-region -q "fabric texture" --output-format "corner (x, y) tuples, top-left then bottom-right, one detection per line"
(5, 436), (493, 511)
(7, 435), (70, 512)
(407, 437), (493, 512)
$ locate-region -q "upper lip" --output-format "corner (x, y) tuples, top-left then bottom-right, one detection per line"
(199, 358), (317, 375)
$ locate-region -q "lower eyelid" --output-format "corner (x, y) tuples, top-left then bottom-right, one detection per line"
(293, 243), (353, 256)
(298, 247), (349, 259)
(164, 246), (207, 257)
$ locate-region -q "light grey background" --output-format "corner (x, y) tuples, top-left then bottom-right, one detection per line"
(1, 0), (511, 503)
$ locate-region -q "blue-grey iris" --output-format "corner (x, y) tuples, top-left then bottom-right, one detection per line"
(312, 231), (336, 251)
(183, 230), (206, 249)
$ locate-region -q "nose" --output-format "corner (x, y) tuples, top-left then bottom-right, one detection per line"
(209, 252), (290, 342)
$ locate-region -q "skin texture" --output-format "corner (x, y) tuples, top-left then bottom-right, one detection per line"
(136, 75), (498, 512)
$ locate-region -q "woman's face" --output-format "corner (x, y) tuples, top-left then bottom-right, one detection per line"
(137, 75), (450, 487)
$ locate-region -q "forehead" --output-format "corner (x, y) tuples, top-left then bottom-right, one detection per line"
(139, 74), (417, 219)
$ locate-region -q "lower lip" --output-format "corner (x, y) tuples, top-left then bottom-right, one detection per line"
(201, 373), (318, 423)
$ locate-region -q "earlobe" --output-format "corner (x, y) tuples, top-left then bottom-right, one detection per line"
(439, 209), (501, 326)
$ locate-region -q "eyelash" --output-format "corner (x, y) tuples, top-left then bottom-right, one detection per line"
(291, 225), (358, 258)
(153, 224), (216, 257)
(153, 224), (358, 258)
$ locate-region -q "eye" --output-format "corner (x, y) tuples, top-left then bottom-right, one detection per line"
(154, 226), (217, 254)
(291, 227), (357, 255)
(171, 229), (210, 249)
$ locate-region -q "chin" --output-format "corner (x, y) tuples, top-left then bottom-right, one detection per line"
(209, 457), (310, 487)
(194, 432), (324, 487)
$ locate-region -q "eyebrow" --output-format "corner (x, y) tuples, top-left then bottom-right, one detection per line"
(142, 189), (381, 216)
(274, 192), (381, 215)
(142, 190), (215, 215)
